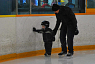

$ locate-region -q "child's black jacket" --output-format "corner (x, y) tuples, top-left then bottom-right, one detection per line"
(33, 28), (55, 42)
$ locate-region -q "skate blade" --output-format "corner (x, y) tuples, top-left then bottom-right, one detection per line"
(66, 56), (73, 59)
(59, 54), (67, 58)
(45, 55), (51, 57)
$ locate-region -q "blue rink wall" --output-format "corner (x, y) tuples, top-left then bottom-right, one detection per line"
(0, 15), (95, 56)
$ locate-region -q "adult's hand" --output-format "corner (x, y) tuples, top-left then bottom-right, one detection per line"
(52, 36), (55, 41)
(74, 28), (79, 35)
(53, 30), (57, 36)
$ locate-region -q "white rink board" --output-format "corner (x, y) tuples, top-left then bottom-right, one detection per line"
(0, 15), (95, 55)
(0, 17), (16, 55)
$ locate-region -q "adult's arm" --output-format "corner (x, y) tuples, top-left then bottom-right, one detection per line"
(68, 8), (79, 35)
(68, 8), (77, 29)
(53, 18), (61, 36)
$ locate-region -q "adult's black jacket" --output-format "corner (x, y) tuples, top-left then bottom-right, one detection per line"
(53, 6), (77, 35)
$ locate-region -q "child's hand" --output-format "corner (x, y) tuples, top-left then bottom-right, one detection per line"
(33, 27), (36, 32)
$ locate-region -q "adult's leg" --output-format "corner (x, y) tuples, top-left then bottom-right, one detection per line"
(60, 27), (67, 52)
(67, 26), (75, 54)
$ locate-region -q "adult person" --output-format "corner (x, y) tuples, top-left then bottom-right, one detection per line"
(52, 4), (79, 56)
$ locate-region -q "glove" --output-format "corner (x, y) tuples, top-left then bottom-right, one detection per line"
(53, 30), (57, 36)
(74, 28), (79, 35)
(33, 27), (36, 32)
(52, 36), (55, 41)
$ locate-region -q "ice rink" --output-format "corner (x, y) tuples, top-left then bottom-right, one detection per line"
(0, 50), (95, 64)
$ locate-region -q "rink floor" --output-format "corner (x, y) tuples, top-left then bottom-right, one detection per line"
(0, 50), (95, 64)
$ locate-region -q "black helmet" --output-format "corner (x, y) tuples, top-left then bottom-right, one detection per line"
(41, 21), (50, 27)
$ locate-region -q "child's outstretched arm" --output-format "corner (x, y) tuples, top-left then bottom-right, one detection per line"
(33, 27), (43, 33)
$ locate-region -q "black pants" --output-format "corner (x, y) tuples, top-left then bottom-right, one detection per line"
(60, 26), (75, 54)
(44, 42), (52, 55)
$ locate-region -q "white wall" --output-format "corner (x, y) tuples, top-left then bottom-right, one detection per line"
(75, 15), (95, 46)
(0, 17), (16, 55)
(0, 15), (95, 55)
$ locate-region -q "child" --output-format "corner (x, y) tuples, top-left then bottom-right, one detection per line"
(33, 21), (55, 56)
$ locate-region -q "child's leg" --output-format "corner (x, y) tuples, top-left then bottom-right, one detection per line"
(45, 42), (52, 55)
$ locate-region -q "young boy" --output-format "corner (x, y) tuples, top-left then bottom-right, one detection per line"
(33, 21), (55, 56)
